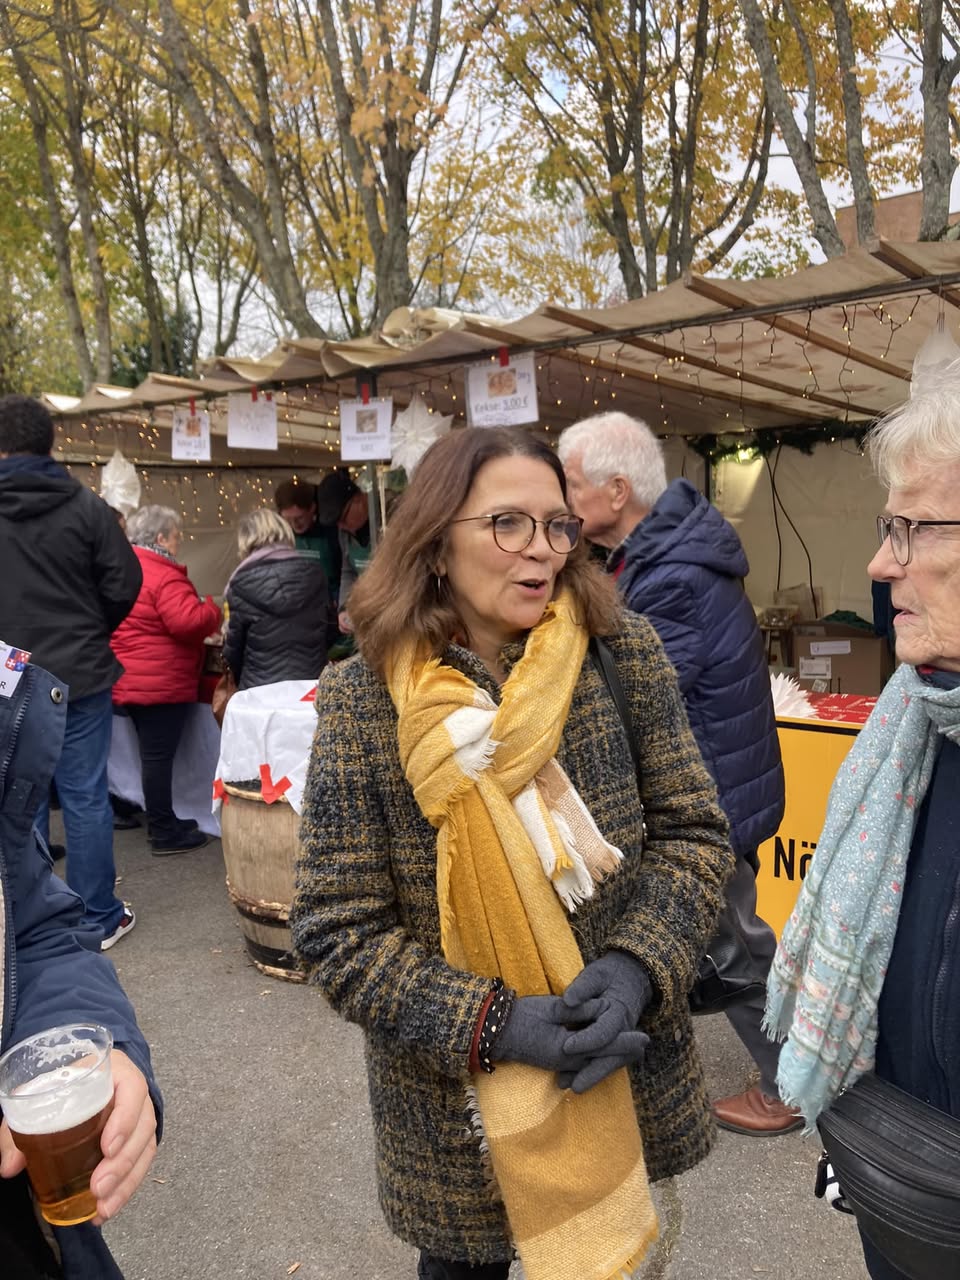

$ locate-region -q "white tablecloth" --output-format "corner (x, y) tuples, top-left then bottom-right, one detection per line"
(108, 704), (223, 836)
(214, 680), (318, 815)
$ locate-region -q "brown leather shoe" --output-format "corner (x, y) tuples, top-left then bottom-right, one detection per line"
(712, 1085), (804, 1135)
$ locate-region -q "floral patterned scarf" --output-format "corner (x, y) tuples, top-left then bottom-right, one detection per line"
(765, 663), (960, 1128)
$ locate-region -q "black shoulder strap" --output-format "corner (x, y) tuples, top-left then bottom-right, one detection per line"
(589, 635), (640, 781)
(589, 635), (647, 845)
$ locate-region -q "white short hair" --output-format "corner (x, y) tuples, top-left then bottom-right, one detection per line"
(868, 382), (960, 488)
(126, 504), (180, 547)
(558, 412), (668, 509)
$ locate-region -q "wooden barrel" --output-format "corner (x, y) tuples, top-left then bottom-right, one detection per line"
(219, 783), (305, 982)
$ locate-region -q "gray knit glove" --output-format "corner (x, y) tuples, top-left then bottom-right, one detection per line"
(555, 951), (653, 1093)
(489, 995), (588, 1073)
(489, 991), (649, 1093)
(560, 950), (653, 1055)
(556, 1031), (651, 1093)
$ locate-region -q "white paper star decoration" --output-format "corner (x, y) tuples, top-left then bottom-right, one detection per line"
(391, 395), (452, 477)
(911, 316), (960, 397)
(100, 449), (141, 515)
(769, 672), (814, 718)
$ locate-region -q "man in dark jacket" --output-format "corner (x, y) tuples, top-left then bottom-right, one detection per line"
(0, 396), (141, 950)
(274, 479), (341, 597)
(0, 657), (161, 1277)
(560, 411), (798, 1135)
(313, 469), (372, 634)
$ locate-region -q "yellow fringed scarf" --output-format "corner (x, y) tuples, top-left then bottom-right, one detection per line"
(386, 591), (657, 1280)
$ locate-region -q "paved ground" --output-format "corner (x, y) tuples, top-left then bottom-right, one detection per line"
(56, 819), (870, 1280)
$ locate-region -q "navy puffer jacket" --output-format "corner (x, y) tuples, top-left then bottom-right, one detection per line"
(616, 478), (783, 866)
(224, 549), (330, 690)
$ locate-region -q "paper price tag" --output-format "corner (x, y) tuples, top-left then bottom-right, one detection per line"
(799, 656), (831, 678)
(227, 391), (278, 450)
(466, 352), (539, 427)
(810, 640), (851, 656)
(172, 405), (212, 461)
(340, 397), (393, 461)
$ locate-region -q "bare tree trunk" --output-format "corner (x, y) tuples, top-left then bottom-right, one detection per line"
(608, 191), (645, 299)
(32, 113), (95, 387)
(672, 0), (710, 279)
(154, 0), (324, 337)
(585, 74), (642, 291)
(632, 0), (657, 294)
(918, 0), (960, 238)
(315, 0), (499, 326)
(129, 200), (168, 370)
(314, 0), (387, 270)
(737, 0), (846, 256)
(53, 2), (113, 382)
(0, 7), (94, 386)
(829, 0), (876, 244)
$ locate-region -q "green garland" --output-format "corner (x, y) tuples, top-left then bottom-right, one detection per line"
(687, 419), (871, 463)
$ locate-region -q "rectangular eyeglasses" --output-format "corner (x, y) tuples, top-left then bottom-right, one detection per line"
(876, 514), (960, 566)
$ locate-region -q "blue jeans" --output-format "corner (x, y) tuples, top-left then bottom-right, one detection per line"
(36, 689), (124, 937)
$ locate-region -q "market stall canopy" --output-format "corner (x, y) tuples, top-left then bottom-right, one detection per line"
(42, 372), (342, 466)
(44, 239), (960, 464)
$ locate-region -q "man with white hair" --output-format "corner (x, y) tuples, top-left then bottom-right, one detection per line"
(559, 411), (796, 1136)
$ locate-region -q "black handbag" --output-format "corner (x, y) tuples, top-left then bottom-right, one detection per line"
(685, 899), (768, 1015)
(816, 1073), (960, 1280)
(589, 636), (767, 1016)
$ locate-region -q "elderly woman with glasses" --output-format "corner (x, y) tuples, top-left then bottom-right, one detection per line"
(765, 383), (960, 1280)
(292, 427), (733, 1280)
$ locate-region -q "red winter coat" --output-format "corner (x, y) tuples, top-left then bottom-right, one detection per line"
(111, 547), (222, 705)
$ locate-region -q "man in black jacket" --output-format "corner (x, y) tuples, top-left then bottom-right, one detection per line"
(0, 396), (142, 950)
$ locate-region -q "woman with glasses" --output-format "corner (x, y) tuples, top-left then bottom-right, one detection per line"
(292, 427), (733, 1280)
(766, 383), (960, 1280)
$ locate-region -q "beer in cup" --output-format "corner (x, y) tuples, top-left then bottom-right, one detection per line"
(0, 1023), (114, 1225)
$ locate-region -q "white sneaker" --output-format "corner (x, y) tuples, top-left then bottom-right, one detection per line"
(101, 907), (136, 951)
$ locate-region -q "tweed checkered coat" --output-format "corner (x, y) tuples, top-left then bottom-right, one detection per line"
(292, 611), (734, 1265)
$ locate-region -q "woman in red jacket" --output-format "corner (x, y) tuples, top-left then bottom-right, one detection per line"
(112, 505), (222, 854)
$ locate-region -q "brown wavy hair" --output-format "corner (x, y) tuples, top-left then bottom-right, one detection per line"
(349, 427), (621, 675)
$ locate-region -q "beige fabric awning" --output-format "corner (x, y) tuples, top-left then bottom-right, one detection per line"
(45, 239), (960, 463)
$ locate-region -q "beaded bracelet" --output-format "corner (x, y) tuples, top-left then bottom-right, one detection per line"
(476, 978), (516, 1074)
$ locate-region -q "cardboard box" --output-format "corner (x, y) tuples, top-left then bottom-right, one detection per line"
(792, 621), (894, 696)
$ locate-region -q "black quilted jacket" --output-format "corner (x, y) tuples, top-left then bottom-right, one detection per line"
(224, 552), (330, 689)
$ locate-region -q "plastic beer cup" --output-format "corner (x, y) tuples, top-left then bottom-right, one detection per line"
(0, 1023), (114, 1225)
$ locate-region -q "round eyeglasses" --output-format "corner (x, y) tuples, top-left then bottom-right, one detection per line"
(449, 510), (584, 554)
(877, 514), (960, 566)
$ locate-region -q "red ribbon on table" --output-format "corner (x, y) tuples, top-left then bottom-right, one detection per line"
(259, 763), (291, 804)
(212, 778), (229, 805)
(300, 685), (318, 703)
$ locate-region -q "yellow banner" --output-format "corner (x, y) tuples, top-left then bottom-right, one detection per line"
(756, 717), (861, 938)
